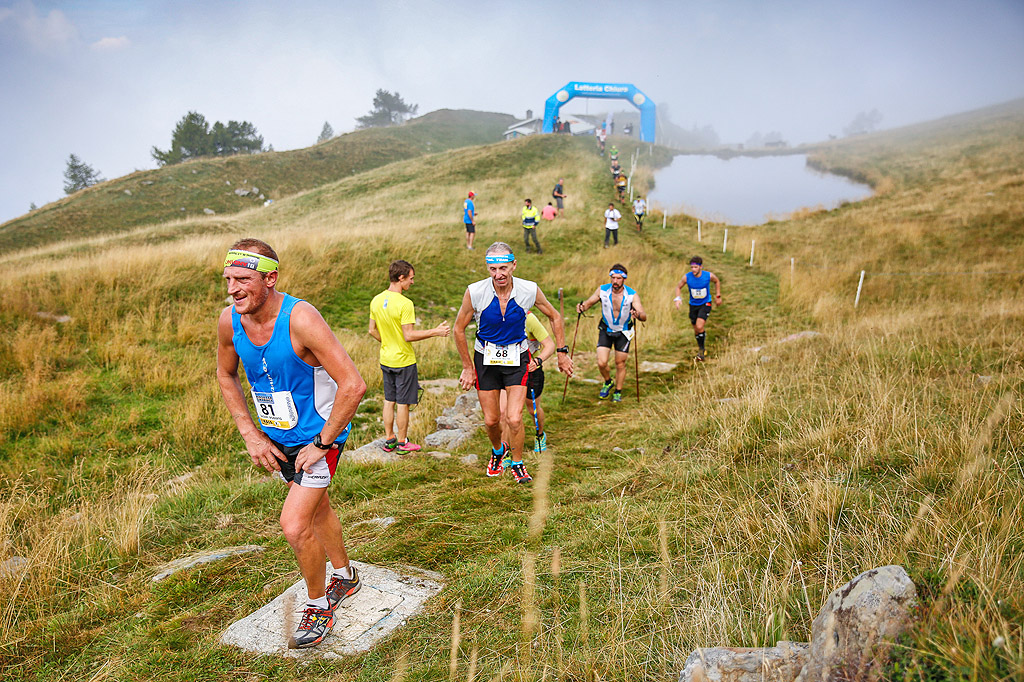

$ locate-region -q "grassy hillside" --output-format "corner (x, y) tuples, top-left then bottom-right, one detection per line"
(0, 103), (1022, 682)
(0, 109), (515, 254)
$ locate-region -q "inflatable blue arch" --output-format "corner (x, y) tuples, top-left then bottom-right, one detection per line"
(542, 82), (656, 142)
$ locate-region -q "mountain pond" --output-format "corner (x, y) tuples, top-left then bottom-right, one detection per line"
(646, 153), (872, 226)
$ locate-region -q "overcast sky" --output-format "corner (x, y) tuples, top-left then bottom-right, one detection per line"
(1, 0), (1022, 224)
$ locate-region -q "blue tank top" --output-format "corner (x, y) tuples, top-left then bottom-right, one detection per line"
(467, 277), (537, 352)
(686, 271), (713, 305)
(231, 293), (352, 448)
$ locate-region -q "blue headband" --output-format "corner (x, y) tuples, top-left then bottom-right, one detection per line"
(486, 253), (515, 264)
(609, 269), (627, 279)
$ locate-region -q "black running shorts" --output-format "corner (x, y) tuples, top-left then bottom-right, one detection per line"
(464, 221), (475, 234)
(381, 363), (419, 405)
(689, 303), (712, 325)
(527, 366), (545, 399)
(474, 350), (529, 391)
(597, 325), (631, 353)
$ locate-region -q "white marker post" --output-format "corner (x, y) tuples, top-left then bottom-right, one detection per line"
(697, 220), (701, 242)
(790, 257), (795, 283)
(723, 228), (729, 253)
(854, 270), (866, 308)
(749, 240), (756, 266)
(662, 213), (667, 230)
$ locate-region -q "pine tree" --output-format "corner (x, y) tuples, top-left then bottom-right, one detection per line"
(355, 90), (419, 128)
(151, 111), (264, 166)
(63, 154), (105, 194)
(317, 121), (334, 143)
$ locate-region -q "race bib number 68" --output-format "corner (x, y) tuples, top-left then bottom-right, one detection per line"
(483, 343), (518, 366)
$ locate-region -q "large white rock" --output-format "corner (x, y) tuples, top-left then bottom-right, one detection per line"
(220, 561), (443, 658)
(795, 565), (916, 682)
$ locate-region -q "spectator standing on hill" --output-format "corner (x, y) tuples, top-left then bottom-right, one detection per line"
(541, 202), (557, 221)
(576, 264), (647, 402)
(463, 191), (477, 250)
(674, 255), (722, 361)
(603, 202), (622, 247)
(453, 242), (573, 484)
(552, 178), (566, 215)
(521, 198), (543, 254)
(217, 238), (366, 650)
(369, 260), (450, 453)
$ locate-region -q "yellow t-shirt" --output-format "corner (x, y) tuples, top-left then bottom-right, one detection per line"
(524, 312), (549, 355)
(370, 290), (416, 368)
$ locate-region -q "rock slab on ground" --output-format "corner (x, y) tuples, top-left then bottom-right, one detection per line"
(679, 565), (916, 682)
(680, 641), (809, 682)
(219, 560), (443, 658)
(343, 438), (401, 464)
(640, 361), (678, 373)
(152, 545), (265, 582)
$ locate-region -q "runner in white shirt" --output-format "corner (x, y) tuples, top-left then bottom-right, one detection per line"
(603, 203), (622, 248)
(632, 197), (647, 232)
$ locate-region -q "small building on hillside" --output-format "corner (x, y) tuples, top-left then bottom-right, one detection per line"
(504, 117), (544, 140)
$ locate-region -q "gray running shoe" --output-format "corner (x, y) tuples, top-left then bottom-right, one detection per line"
(326, 567), (362, 610)
(288, 605), (334, 649)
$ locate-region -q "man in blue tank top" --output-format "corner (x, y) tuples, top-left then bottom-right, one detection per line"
(674, 255), (722, 361)
(216, 238), (367, 650)
(453, 242), (574, 483)
(576, 264), (648, 402)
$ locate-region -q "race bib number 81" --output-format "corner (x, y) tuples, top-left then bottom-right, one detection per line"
(483, 343), (518, 366)
(252, 390), (299, 430)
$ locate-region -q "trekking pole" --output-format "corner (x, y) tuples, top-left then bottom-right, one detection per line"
(634, 321), (641, 403)
(530, 387), (542, 437)
(561, 310), (583, 404)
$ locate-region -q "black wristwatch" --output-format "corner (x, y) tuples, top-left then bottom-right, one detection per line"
(534, 356), (544, 367)
(556, 346), (569, 354)
(313, 433), (332, 450)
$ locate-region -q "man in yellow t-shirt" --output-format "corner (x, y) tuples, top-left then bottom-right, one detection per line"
(369, 260), (450, 452)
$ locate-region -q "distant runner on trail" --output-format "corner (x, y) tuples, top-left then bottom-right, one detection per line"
(552, 178), (566, 216)
(463, 191), (477, 250)
(609, 145), (619, 162)
(521, 198), (543, 254)
(453, 242), (573, 483)
(369, 260), (450, 454)
(216, 238), (366, 650)
(615, 173), (627, 202)
(576, 263), (647, 402)
(499, 311), (555, 461)
(603, 202), (622, 248)
(632, 196), (647, 231)
(674, 255), (722, 361)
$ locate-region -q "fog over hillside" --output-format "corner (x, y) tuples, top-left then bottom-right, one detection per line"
(1, 0), (1022, 223)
